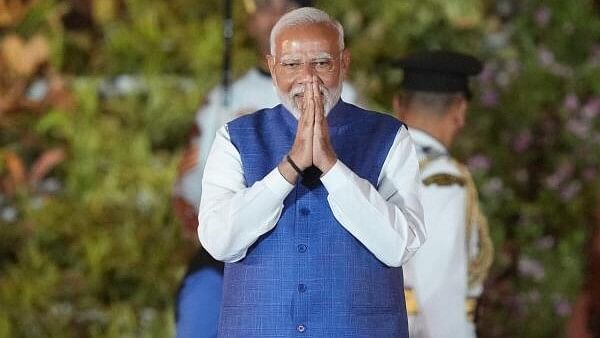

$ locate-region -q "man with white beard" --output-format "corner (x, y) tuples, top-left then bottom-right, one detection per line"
(171, 2), (360, 337)
(198, 7), (426, 337)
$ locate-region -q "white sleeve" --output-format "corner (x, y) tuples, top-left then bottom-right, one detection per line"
(198, 126), (294, 263)
(320, 126), (426, 267)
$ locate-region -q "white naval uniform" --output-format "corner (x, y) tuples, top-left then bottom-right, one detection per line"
(405, 129), (491, 338)
(173, 68), (359, 208)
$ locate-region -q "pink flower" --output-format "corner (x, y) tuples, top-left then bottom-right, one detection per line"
(512, 130), (532, 153)
(535, 236), (555, 250)
(467, 154), (492, 171)
(538, 47), (555, 67)
(553, 298), (571, 317)
(534, 6), (552, 27)
(478, 63), (496, 85)
(566, 118), (590, 138)
(480, 89), (499, 107)
(582, 167), (597, 182)
(582, 97), (600, 119)
(545, 162), (574, 190)
(560, 181), (581, 201)
(482, 177), (504, 196)
(518, 256), (545, 281)
(562, 93), (580, 112)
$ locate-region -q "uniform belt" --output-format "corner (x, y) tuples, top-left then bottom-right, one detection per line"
(404, 288), (478, 321)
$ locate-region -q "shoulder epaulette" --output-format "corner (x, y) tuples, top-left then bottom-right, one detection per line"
(422, 173), (466, 187)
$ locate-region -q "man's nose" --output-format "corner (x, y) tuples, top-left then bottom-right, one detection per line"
(298, 62), (316, 82)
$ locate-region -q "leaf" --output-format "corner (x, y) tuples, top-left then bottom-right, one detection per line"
(0, 34), (49, 77)
(92, 0), (119, 24)
(0, 0), (34, 27)
(3, 150), (26, 187)
(28, 147), (66, 186)
(443, 0), (483, 29)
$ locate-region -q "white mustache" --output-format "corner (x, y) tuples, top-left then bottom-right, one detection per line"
(290, 85), (327, 97)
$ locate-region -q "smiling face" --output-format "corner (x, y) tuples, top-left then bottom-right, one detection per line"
(267, 22), (350, 117)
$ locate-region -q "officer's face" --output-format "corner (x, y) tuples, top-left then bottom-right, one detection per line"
(268, 23), (350, 116)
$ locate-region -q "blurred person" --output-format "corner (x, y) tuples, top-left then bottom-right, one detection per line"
(171, 1), (359, 337)
(198, 7), (425, 337)
(392, 51), (494, 338)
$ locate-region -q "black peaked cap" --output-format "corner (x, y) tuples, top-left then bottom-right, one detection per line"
(396, 50), (483, 99)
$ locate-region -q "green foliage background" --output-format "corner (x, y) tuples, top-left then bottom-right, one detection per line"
(1, 0), (599, 337)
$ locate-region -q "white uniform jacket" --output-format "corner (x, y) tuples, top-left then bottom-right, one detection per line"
(405, 129), (493, 338)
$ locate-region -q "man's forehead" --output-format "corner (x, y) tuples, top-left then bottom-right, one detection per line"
(276, 41), (337, 59)
(279, 51), (333, 59)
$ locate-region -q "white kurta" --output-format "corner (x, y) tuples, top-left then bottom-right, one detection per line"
(404, 129), (476, 338)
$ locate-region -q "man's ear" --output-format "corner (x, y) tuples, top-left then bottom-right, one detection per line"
(451, 97), (468, 129)
(266, 54), (275, 73)
(266, 54), (279, 86)
(267, 54), (277, 79)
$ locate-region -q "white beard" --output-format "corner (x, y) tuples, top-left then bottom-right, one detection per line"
(276, 81), (343, 119)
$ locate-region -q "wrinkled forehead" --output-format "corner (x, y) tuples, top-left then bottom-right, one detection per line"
(273, 23), (340, 58)
(278, 51), (335, 62)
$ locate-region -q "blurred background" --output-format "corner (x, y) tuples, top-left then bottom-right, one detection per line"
(0, 0), (599, 337)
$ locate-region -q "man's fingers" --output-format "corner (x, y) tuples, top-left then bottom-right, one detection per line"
(312, 79), (323, 123)
(304, 81), (315, 127)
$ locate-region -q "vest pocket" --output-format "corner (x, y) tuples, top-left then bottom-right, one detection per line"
(351, 290), (398, 315)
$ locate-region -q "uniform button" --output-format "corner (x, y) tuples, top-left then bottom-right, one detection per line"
(297, 324), (306, 333)
(298, 283), (307, 293)
(297, 244), (307, 253)
(300, 207), (310, 216)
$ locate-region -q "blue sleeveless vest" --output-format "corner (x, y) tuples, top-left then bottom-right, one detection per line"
(220, 101), (408, 337)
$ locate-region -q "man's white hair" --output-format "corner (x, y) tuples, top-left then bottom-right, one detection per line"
(269, 7), (345, 56)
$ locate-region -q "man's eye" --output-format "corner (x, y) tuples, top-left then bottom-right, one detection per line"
(313, 60), (332, 69)
(282, 62), (300, 68)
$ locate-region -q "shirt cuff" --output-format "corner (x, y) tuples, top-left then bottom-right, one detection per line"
(264, 166), (295, 199)
(320, 160), (352, 193)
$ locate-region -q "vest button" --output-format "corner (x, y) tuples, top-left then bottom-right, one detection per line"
(298, 283), (307, 293)
(297, 324), (306, 333)
(297, 244), (307, 253)
(300, 207), (310, 216)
